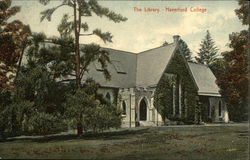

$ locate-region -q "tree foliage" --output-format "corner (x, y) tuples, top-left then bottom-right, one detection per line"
(162, 39), (193, 61)
(64, 79), (121, 134)
(235, 0), (249, 25)
(216, 30), (248, 121)
(38, 0), (127, 135)
(178, 39), (192, 61)
(215, 1), (249, 121)
(195, 30), (219, 66)
(39, 0), (127, 89)
(0, 0), (31, 88)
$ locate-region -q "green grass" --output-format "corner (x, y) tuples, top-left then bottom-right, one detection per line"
(0, 124), (248, 160)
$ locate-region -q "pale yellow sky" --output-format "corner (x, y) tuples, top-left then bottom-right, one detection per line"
(12, 0), (247, 56)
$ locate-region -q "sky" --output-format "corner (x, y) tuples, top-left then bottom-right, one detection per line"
(11, 0), (247, 56)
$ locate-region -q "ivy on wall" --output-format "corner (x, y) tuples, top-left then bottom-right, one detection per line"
(154, 73), (175, 120)
(154, 52), (198, 124)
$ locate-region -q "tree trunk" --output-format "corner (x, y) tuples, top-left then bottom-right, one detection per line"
(77, 122), (83, 136)
(15, 45), (26, 83)
(73, 0), (81, 89)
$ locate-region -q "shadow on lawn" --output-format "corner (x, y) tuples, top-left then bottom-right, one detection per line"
(1, 128), (150, 143)
(234, 130), (249, 138)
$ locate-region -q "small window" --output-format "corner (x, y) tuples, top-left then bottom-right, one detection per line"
(122, 101), (126, 115)
(219, 101), (222, 117)
(95, 62), (104, 71)
(112, 60), (126, 74)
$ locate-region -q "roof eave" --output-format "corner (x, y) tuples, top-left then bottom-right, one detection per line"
(198, 92), (221, 97)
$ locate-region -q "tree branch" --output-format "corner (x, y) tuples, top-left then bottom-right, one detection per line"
(56, 79), (76, 83)
(43, 40), (74, 50)
(79, 33), (93, 36)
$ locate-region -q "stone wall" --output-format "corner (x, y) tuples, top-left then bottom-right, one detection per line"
(118, 88), (136, 128)
(117, 87), (164, 128)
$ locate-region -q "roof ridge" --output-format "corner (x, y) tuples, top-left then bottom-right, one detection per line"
(79, 43), (136, 55)
(137, 43), (175, 55)
(102, 47), (136, 55)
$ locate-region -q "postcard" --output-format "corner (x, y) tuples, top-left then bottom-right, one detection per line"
(0, 0), (248, 159)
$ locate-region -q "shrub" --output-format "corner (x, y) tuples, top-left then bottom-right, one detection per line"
(27, 112), (66, 135)
(0, 89), (12, 137)
(64, 80), (122, 135)
(84, 104), (122, 132)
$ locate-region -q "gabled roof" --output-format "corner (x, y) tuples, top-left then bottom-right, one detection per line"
(136, 43), (177, 87)
(84, 36), (221, 98)
(187, 62), (221, 97)
(86, 43), (177, 88)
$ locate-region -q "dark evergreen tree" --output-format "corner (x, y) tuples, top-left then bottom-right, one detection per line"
(178, 39), (192, 61)
(162, 39), (192, 61)
(195, 30), (219, 66)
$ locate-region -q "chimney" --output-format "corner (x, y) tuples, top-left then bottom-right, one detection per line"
(173, 35), (180, 44)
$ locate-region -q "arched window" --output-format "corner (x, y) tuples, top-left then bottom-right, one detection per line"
(122, 101), (126, 115)
(139, 98), (147, 121)
(219, 101), (222, 117)
(105, 92), (111, 103)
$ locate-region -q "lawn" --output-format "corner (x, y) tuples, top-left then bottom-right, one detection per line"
(0, 124), (248, 160)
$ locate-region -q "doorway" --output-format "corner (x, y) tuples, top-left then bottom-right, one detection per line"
(139, 98), (147, 121)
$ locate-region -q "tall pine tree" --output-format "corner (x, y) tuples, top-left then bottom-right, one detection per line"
(39, 0), (127, 89)
(39, 0), (127, 135)
(195, 30), (219, 66)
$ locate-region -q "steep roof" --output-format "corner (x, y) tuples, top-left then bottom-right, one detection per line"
(136, 43), (177, 87)
(86, 48), (137, 88)
(187, 62), (221, 97)
(84, 38), (221, 98)
(86, 43), (177, 88)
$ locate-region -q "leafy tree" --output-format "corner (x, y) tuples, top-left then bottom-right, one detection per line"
(216, 30), (248, 121)
(39, 0), (127, 135)
(195, 30), (219, 66)
(0, 88), (11, 136)
(235, 0), (249, 25)
(0, 0), (31, 88)
(216, 0), (249, 121)
(209, 57), (227, 78)
(0, 33), (71, 135)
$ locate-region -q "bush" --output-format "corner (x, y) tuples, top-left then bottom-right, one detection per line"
(84, 104), (122, 132)
(167, 115), (195, 125)
(228, 104), (248, 122)
(0, 89), (12, 137)
(64, 81), (122, 134)
(27, 112), (66, 135)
